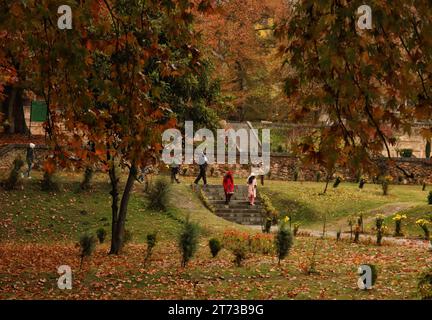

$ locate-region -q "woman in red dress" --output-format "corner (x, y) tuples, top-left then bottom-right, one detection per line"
(222, 171), (235, 205)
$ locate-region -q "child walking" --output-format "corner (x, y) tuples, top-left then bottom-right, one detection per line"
(222, 171), (235, 205)
(247, 174), (257, 206)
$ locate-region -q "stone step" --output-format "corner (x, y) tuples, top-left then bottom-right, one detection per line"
(206, 192), (249, 196)
(216, 214), (263, 221)
(217, 216), (263, 225)
(215, 207), (263, 214)
(199, 184), (264, 226)
(212, 204), (263, 210)
(207, 196), (249, 201)
(209, 200), (262, 206)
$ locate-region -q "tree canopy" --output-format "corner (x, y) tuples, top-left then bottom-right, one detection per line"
(0, 0), (221, 253)
(276, 0), (432, 178)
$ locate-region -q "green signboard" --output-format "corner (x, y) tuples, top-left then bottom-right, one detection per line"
(30, 101), (48, 122)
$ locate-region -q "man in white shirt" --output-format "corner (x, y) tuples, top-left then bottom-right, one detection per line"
(194, 151), (208, 186)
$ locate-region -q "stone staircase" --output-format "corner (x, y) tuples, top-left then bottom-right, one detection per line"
(200, 185), (264, 225)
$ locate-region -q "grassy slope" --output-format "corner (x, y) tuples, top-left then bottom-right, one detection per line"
(261, 181), (428, 228)
(0, 172), (248, 244)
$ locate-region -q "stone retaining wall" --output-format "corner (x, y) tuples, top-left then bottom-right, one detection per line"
(0, 145), (430, 184)
(178, 154), (432, 184)
(0, 144), (49, 170)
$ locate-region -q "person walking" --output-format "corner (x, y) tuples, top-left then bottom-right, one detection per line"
(170, 160), (181, 184)
(194, 151), (208, 187)
(247, 174), (257, 206)
(25, 143), (36, 178)
(223, 171), (235, 205)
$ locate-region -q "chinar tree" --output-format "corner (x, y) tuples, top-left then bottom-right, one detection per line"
(0, 0), (221, 254)
(276, 0), (432, 182)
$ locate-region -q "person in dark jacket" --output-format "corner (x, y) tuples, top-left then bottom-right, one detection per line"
(194, 151), (208, 186)
(170, 161), (181, 184)
(25, 143), (36, 178)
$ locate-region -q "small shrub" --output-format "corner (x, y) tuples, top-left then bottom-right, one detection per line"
(348, 217), (354, 240)
(179, 218), (199, 267)
(3, 158), (24, 190)
(260, 193), (278, 232)
(305, 240), (319, 275)
(209, 238), (222, 258)
(354, 224), (360, 243)
(275, 222), (294, 265)
(375, 214), (385, 246)
(233, 247), (247, 267)
(316, 171), (321, 182)
(146, 178), (171, 211)
(293, 222), (300, 236)
(380, 176), (392, 196)
(262, 217), (272, 233)
(80, 167), (94, 191)
(381, 181), (389, 196)
(428, 191), (432, 205)
(144, 233), (157, 265)
(276, 145), (284, 153)
(123, 229), (133, 244)
(416, 219), (430, 240)
(400, 148), (413, 158)
(418, 269), (432, 300)
(293, 169), (299, 181)
(423, 182), (427, 191)
(392, 214), (407, 237)
(96, 228), (107, 244)
(333, 176), (342, 188)
(426, 141), (431, 159)
(357, 213), (364, 233)
(41, 171), (59, 192)
(79, 234), (96, 270)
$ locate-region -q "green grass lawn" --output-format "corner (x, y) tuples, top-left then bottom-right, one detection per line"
(0, 171), (182, 243)
(0, 171), (248, 244)
(260, 180), (429, 229)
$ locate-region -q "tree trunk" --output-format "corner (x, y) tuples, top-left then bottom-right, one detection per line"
(7, 87), (17, 133)
(1, 86), (28, 134)
(323, 175), (331, 194)
(12, 88), (28, 134)
(109, 165), (120, 254)
(110, 164), (137, 255)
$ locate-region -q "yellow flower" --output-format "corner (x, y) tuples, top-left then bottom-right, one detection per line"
(376, 213), (385, 220)
(416, 219), (430, 227)
(283, 216), (290, 223)
(392, 214), (407, 221)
